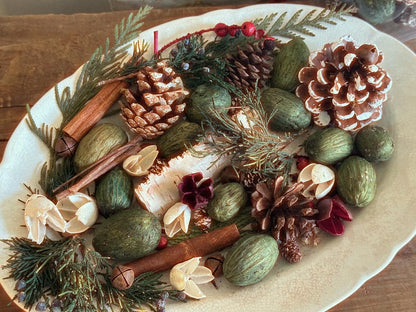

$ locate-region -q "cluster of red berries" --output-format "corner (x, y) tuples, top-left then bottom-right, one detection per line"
(214, 21), (266, 39)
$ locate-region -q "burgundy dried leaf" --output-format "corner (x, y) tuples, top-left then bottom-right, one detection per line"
(316, 195), (353, 235)
(317, 216), (345, 236)
(317, 198), (333, 220)
(332, 195), (353, 221)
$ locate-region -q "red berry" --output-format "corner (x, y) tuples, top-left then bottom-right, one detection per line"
(228, 24), (240, 36)
(296, 156), (310, 171)
(241, 21), (256, 37)
(156, 235), (168, 250)
(254, 29), (265, 39)
(214, 23), (228, 37)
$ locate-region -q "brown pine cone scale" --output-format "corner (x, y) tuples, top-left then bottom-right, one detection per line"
(225, 40), (274, 92)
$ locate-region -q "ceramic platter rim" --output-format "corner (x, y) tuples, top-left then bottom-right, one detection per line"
(1, 4), (416, 312)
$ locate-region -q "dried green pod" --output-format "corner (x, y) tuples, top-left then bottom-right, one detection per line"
(92, 207), (161, 262)
(336, 156), (376, 208)
(355, 0), (395, 25)
(271, 38), (310, 91)
(261, 87), (311, 132)
(74, 123), (128, 172)
(186, 83), (232, 123)
(207, 182), (247, 222)
(95, 167), (132, 218)
(157, 121), (202, 158)
(304, 127), (353, 165)
(355, 126), (394, 162)
(223, 233), (278, 286)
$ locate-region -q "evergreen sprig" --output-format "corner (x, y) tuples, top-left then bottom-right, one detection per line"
(25, 7), (152, 196)
(39, 154), (75, 198)
(194, 87), (297, 180)
(167, 34), (234, 92)
(266, 3), (354, 41)
(25, 104), (59, 154)
(2, 237), (177, 312)
(57, 6), (152, 126)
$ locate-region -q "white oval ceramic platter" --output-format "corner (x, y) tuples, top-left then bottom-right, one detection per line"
(1, 4), (415, 312)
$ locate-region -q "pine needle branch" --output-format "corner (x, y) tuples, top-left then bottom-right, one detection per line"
(2, 237), (178, 312)
(39, 154), (75, 198)
(194, 87), (296, 180)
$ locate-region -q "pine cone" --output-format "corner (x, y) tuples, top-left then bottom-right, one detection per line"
(251, 176), (319, 263)
(225, 40), (275, 92)
(120, 61), (189, 139)
(296, 36), (392, 132)
(279, 240), (303, 264)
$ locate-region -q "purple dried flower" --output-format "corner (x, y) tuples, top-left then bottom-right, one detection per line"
(178, 172), (213, 210)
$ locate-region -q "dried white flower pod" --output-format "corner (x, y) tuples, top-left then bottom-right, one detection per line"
(169, 257), (214, 299)
(56, 192), (98, 234)
(123, 145), (159, 176)
(163, 202), (191, 238)
(24, 194), (66, 244)
(298, 163), (335, 199)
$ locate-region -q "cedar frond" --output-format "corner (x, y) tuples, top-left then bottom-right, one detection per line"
(266, 4), (354, 40)
(25, 104), (59, 152)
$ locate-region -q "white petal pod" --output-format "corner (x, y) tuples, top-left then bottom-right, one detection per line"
(163, 202), (191, 238)
(24, 194), (66, 244)
(298, 163), (335, 199)
(56, 192), (98, 234)
(123, 145), (159, 176)
(169, 257), (214, 299)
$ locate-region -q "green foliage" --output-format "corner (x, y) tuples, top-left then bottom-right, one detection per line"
(168, 34), (236, 92)
(57, 6), (153, 126)
(25, 7), (152, 195)
(193, 87), (297, 180)
(2, 237), (177, 312)
(265, 3), (355, 41)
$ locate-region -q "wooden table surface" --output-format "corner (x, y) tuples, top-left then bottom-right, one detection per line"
(0, 2), (415, 311)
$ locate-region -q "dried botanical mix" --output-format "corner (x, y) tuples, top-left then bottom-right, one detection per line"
(1, 3), (396, 312)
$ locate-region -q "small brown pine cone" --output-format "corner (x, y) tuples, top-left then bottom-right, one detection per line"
(225, 40), (274, 92)
(120, 61), (189, 139)
(279, 240), (303, 264)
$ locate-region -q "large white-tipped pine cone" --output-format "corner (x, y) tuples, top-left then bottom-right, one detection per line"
(296, 36), (392, 132)
(120, 61), (189, 140)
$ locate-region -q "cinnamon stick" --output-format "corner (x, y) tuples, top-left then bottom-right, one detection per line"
(63, 80), (128, 143)
(55, 137), (142, 201)
(111, 224), (240, 290)
(54, 80), (128, 157)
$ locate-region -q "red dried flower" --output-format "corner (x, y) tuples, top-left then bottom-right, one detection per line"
(178, 172), (214, 210)
(316, 195), (353, 235)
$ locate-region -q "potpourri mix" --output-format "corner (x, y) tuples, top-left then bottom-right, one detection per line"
(1, 4), (395, 312)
